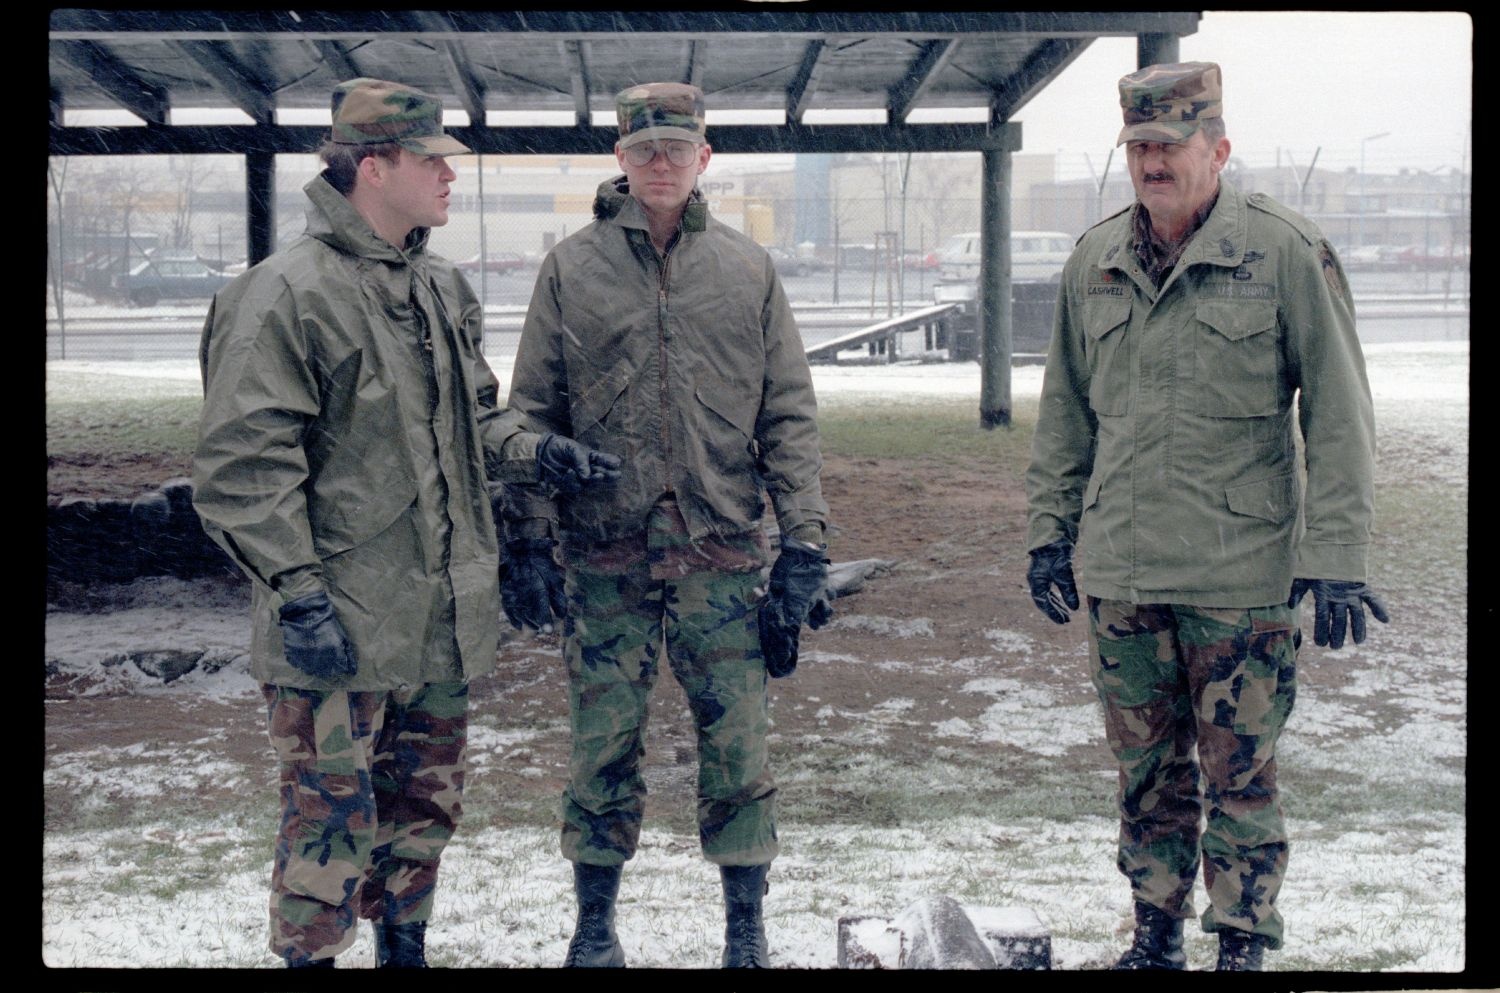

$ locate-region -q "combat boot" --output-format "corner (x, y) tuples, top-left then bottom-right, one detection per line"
(1216, 929), (1271, 971)
(373, 920), (428, 968)
(1113, 901), (1187, 970)
(564, 862), (626, 967)
(720, 863), (771, 968)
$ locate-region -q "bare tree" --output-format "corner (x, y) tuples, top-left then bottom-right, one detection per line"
(907, 153), (983, 251)
(47, 157), (70, 350)
(168, 155), (199, 252)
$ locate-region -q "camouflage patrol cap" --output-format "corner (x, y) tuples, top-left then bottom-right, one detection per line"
(1116, 61), (1222, 146)
(615, 82), (707, 149)
(330, 77), (471, 156)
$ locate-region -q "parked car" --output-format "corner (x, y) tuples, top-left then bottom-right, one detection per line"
(1339, 244), (1389, 269)
(936, 230), (1074, 283)
(1391, 244), (1470, 271)
(111, 253), (234, 307)
(456, 251), (528, 275)
(1339, 243), (1468, 272)
(903, 249), (941, 271)
(836, 243), (880, 269)
(766, 246), (829, 277)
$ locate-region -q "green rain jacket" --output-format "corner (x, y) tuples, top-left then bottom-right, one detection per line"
(505, 176), (828, 548)
(1026, 179), (1376, 607)
(193, 174), (539, 690)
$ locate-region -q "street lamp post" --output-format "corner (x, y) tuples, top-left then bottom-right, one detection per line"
(1359, 131), (1390, 249)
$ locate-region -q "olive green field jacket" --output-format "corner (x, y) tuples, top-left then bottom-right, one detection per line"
(193, 175), (539, 689)
(1026, 179), (1376, 607)
(505, 177), (828, 549)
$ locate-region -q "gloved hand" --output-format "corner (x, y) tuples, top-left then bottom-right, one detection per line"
(1287, 578), (1390, 650)
(278, 591), (358, 679)
(758, 607), (802, 679)
(537, 434), (623, 496)
(759, 536), (834, 678)
(501, 537), (567, 631)
(1027, 540), (1079, 624)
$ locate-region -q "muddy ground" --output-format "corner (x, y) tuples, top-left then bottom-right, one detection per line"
(43, 446), (1368, 835)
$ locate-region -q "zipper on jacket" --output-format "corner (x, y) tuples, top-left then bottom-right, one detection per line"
(657, 237), (676, 494)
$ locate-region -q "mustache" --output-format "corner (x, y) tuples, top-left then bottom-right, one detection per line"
(1142, 171), (1174, 183)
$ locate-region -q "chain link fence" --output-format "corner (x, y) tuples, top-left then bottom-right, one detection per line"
(47, 152), (1469, 359)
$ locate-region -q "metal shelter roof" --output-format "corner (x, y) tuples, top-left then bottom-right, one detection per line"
(49, 10), (1201, 156)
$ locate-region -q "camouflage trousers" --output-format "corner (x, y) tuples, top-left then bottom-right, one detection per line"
(559, 551), (777, 868)
(262, 680), (468, 964)
(1087, 598), (1297, 948)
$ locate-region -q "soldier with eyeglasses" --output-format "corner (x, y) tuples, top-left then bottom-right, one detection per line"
(500, 82), (832, 969)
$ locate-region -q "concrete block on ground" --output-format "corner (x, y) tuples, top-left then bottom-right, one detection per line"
(837, 898), (1051, 969)
(837, 915), (903, 969)
(968, 905), (1052, 969)
(897, 895), (995, 968)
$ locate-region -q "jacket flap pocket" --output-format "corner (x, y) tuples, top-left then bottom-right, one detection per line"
(1083, 295), (1130, 342)
(695, 380), (758, 438)
(571, 366), (631, 432)
(1225, 471), (1297, 523)
(1197, 300), (1277, 342)
(310, 487), (416, 557)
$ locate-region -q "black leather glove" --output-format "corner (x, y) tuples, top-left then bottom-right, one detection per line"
(536, 434), (623, 496)
(758, 606), (802, 679)
(1288, 578), (1390, 650)
(759, 536), (833, 678)
(1027, 540), (1079, 624)
(501, 537), (567, 631)
(278, 591), (358, 679)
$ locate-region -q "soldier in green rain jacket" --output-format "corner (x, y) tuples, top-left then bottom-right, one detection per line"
(1025, 62), (1390, 972)
(193, 78), (616, 969)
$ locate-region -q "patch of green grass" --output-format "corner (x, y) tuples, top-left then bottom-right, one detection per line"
(462, 773), (565, 830)
(1285, 769), (1463, 826)
(46, 378), (202, 457)
(1368, 480), (1467, 601)
(817, 395), (1039, 464)
(775, 740), (1114, 828)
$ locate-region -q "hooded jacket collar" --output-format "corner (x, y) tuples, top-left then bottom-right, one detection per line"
(303, 172), (432, 264)
(591, 174), (709, 233)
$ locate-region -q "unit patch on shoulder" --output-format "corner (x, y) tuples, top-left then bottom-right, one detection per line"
(1319, 245), (1345, 301)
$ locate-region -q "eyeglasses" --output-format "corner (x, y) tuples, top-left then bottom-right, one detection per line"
(623, 139), (700, 168)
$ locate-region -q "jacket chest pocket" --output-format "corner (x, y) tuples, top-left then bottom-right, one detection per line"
(1082, 295), (1131, 416)
(1191, 300), (1282, 417)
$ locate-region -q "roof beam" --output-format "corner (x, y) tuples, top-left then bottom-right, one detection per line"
(989, 37), (1091, 122)
(562, 39), (593, 127)
(786, 39), (832, 123)
(51, 40), (169, 124)
(312, 38), (361, 81)
(888, 38), (957, 123)
(403, 11), (487, 124)
(171, 40), (274, 123)
(48, 121), (1024, 156)
(49, 10), (1202, 40)
(687, 38), (705, 88)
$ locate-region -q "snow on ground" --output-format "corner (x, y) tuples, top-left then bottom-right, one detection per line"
(43, 342), (1468, 970)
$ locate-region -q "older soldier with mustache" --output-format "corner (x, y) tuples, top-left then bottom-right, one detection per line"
(1024, 61), (1389, 971)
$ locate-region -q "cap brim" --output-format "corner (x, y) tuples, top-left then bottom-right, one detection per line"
(1116, 121), (1199, 146)
(400, 133), (472, 156)
(618, 126), (705, 149)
